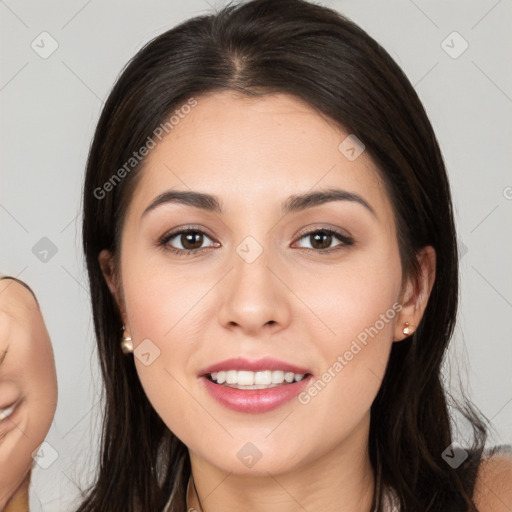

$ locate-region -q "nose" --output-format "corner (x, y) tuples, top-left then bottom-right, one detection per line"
(217, 246), (292, 336)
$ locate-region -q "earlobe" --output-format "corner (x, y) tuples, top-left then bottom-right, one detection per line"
(393, 246), (436, 342)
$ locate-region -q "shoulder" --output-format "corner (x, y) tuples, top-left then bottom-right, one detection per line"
(472, 444), (512, 512)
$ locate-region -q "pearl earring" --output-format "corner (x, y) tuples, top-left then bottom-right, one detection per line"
(402, 322), (413, 336)
(120, 325), (133, 354)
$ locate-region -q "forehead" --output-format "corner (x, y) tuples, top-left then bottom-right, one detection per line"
(127, 90), (392, 223)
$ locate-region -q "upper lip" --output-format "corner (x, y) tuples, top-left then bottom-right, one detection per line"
(198, 357), (312, 377)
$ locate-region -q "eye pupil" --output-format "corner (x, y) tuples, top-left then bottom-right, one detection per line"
(182, 232), (203, 250)
(311, 232), (332, 249)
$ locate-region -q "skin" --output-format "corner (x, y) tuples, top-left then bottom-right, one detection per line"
(100, 91), (436, 512)
(473, 453), (512, 512)
(0, 278), (58, 511)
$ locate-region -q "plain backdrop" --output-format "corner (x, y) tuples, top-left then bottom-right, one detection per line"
(0, 1), (511, 510)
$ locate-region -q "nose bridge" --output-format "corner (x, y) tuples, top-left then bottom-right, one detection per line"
(218, 236), (290, 332)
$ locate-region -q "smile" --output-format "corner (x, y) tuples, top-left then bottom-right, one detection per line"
(208, 369), (307, 389)
(201, 373), (313, 413)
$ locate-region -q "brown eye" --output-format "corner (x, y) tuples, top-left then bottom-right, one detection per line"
(159, 228), (219, 255)
(294, 229), (353, 252)
(309, 231), (333, 250)
(179, 231), (204, 250)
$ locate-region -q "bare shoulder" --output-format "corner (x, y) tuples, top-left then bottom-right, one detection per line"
(473, 445), (512, 512)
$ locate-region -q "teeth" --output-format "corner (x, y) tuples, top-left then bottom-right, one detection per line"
(226, 370), (237, 384)
(271, 370), (285, 384)
(0, 403), (16, 421)
(238, 370), (256, 386)
(254, 370), (271, 385)
(208, 370), (307, 387)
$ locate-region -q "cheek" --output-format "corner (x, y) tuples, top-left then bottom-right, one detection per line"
(122, 245), (213, 338)
(125, 265), (201, 363)
(302, 244), (402, 347)
(296, 248), (402, 411)
(121, 255), (211, 435)
(23, 351), (58, 446)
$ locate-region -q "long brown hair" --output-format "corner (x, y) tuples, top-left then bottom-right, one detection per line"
(80, 1), (489, 510)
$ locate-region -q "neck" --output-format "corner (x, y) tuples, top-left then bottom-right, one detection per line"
(4, 473), (30, 512)
(187, 413), (375, 512)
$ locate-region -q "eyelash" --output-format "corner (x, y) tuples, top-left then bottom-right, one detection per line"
(158, 226), (354, 257)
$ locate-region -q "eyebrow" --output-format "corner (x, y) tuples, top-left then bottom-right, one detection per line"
(141, 188), (376, 219)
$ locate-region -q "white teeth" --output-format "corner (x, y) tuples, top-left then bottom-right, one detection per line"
(271, 370), (285, 384)
(254, 370), (272, 385)
(237, 370), (255, 386)
(0, 404), (16, 420)
(208, 369), (307, 387)
(226, 370), (237, 384)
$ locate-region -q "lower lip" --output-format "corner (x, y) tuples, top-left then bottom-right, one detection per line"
(201, 375), (312, 413)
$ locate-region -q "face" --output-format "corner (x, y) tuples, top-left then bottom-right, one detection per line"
(0, 281), (58, 507)
(101, 91), (430, 477)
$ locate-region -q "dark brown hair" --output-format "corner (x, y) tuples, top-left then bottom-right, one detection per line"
(80, 1), (490, 510)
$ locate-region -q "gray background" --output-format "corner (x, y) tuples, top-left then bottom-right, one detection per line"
(0, 0), (511, 510)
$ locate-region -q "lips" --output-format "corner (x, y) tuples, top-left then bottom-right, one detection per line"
(198, 356), (312, 377)
(198, 357), (313, 413)
(201, 373), (312, 413)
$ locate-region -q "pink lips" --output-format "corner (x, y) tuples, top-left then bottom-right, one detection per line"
(198, 357), (312, 413)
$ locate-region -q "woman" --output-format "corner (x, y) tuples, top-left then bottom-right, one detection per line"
(79, 0), (512, 510)
(0, 276), (58, 511)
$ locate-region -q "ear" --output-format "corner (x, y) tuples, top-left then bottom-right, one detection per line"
(393, 245), (436, 342)
(98, 249), (128, 328)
